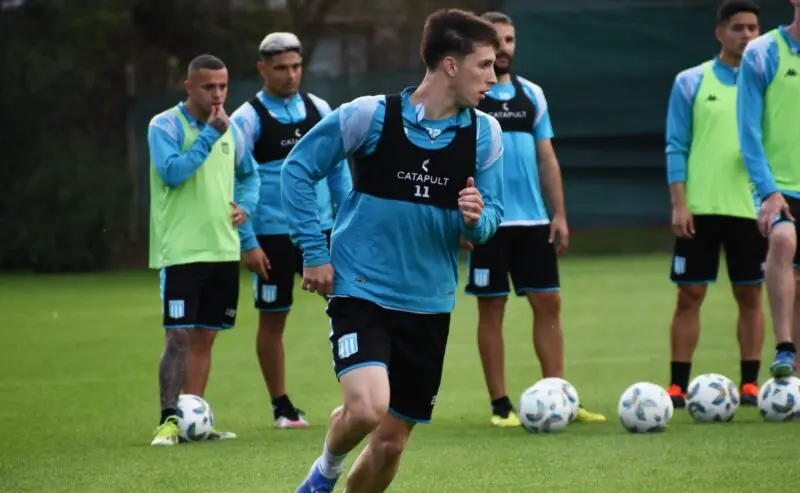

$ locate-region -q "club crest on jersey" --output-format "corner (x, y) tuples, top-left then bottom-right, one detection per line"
(473, 269), (490, 287)
(220, 141), (230, 154)
(168, 300), (185, 319)
(425, 127), (442, 141)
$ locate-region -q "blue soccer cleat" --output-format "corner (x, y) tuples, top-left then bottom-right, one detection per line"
(770, 350), (797, 378)
(296, 460), (340, 493)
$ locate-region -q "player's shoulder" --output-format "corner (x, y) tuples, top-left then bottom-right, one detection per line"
(474, 109), (503, 169)
(338, 94), (386, 126)
(149, 107), (182, 140)
(305, 92), (333, 114)
(515, 75), (546, 102)
(231, 97), (258, 119)
(745, 31), (778, 57)
(674, 62), (706, 86)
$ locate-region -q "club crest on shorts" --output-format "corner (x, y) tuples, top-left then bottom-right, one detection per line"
(261, 285), (278, 304)
(337, 333), (359, 360)
(473, 268), (490, 287)
(673, 256), (686, 275)
(168, 300), (185, 319)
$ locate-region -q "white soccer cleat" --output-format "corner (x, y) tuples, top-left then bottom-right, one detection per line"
(275, 415), (309, 429)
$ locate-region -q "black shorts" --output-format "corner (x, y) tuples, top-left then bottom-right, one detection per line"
(773, 194), (800, 268)
(465, 225), (559, 296)
(160, 261), (240, 330)
(670, 215), (766, 285)
(253, 230), (331, 312)
(327, 297), (451, 424)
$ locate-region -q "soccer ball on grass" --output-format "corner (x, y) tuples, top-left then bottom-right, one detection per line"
(758, 376), (800, 422)
(617, 382), (673, 433)
(518, 384), (571, 433)
(686, 373), (739, 423)
(176, 394), (214, 441)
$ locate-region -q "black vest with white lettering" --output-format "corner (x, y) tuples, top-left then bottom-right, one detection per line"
(477, 75), (534, 134)
(249, 93), (322, 163)
(351, 94), (476, 210)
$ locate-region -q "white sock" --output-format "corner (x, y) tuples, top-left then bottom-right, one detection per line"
(318, 440), (347, 479)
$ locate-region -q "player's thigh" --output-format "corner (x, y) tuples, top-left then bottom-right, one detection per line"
(508, 225), (559, 294)
(723, 217), (767, 285)
(161, 263), (207, 328)
(197, 261), (240, 329)
(465, 227), (511, 296)
(386, 311), (450, 424)
(670, 215), (722, 284)
(254, 235), (297, 312)
(327, 297), (392, 383)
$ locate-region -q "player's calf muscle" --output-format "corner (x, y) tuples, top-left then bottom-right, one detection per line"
(159, 329), (189, 409)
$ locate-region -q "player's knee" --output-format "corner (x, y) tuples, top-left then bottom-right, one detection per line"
(769, 226), (797, 263)
(529, 291), (561, 318)
(370, 434), (408, 465)
(733, 286), (762, 312)
(258, 312), (288, 334)
(344, 400), (387, 433)
(676, 285), (705, 311)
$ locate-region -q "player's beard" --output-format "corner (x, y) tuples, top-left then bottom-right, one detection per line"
(494, 53), (513, 76)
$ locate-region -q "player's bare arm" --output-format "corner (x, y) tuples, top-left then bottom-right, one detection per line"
(536, 139), (569, 254)
(669, 182), (695, 238)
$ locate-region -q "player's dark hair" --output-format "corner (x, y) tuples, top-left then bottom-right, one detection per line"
(420, 9), (500, 70)
(187, 54), (226, 75)
(717, 0), (760, 24)
(480, 11), (513, 26)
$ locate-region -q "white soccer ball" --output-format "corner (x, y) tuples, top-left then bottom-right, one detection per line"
(686, 373), (740, 423)
(518, 384), (571, 433)
(532, 377), (580, 422)
(617, 382), (673, 433)
(176, 394), (214, 441)
(758, 377), (800, 422)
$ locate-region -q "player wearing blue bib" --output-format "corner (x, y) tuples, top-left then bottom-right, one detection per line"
(232, 33), (351, 429)
(285, 10), (504, 493)
(466, 11), (605, 426)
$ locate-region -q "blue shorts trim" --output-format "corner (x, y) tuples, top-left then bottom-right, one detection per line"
(388, 407), (431, 424)
(672, 279), (717, 286)
(731, 278), (764, 286)
(771, 218), (794, 227)
(516, 287), (560, 295)
(465, 290), (510, 298)
(258, 307), (292, 314)
(164, 324), (231, 331)
(336, 361), (387, 380)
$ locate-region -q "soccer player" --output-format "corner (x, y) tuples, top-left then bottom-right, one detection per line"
(147, 54), (260, 446)
(231, 32), (351, 429)
(464, 11), (606, 426)
(283, 9), (504, 492)
(738, 0), (800, 378)
(664, 0), (764, 408)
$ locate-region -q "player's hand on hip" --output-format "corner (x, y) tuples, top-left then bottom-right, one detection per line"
(759, 193), (793, 237)
(208, 104), (229, 134)
(302, 264), (334, 296)
(242, 247), (270, 280)
(549, 214), (569, 255)
(458, 177), (484, 227)
(230, 201), (248, 227)
(671, 204), (695, 239)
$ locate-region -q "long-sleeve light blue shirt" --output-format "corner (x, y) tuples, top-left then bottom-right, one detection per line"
(281, 88), (504, 313)
(737, 26), (800, 199)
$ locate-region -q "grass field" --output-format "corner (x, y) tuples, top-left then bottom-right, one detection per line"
(1, 254), (796, 492)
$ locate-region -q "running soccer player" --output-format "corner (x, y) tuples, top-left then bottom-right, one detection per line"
(465, 11), (605, 426)
(738, 0), (800, 378)
(664, 0), (764, 408)
(231, 32), (351, 429)
(284, 9), (504, 492)
(148, 54), (260, 446)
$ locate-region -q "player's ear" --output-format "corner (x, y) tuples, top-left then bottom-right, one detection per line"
(714, 24), (724, 43)
(442, 56), (457, 77)
(183, 79), (191, 94)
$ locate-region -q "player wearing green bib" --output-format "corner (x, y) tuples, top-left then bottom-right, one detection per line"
(147, 55), (260, 446)
(665, 0), (764, 408)
(738, 0), (800, 378)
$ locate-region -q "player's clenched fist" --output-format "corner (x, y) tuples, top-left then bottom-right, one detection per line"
(208, 104), (229, 134)
(458, 177), (484, 227)
(302, 264), (334, 296)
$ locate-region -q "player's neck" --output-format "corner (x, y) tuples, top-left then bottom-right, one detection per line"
(184, 99), (210, 122)
(718, 51), (741, 68)
(263, 85), (296, 102)
(496, 72), (512, 84)
(789, 12), (800, 42)
(410, 72), (459, 120)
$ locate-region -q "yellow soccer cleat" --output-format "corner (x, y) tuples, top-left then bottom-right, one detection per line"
(575, 406), (606, 423)
(490, 410), (522, 428)
(151, 416), (180, 446)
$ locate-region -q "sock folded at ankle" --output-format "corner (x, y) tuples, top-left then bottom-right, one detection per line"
(318, 440), (347, 479)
